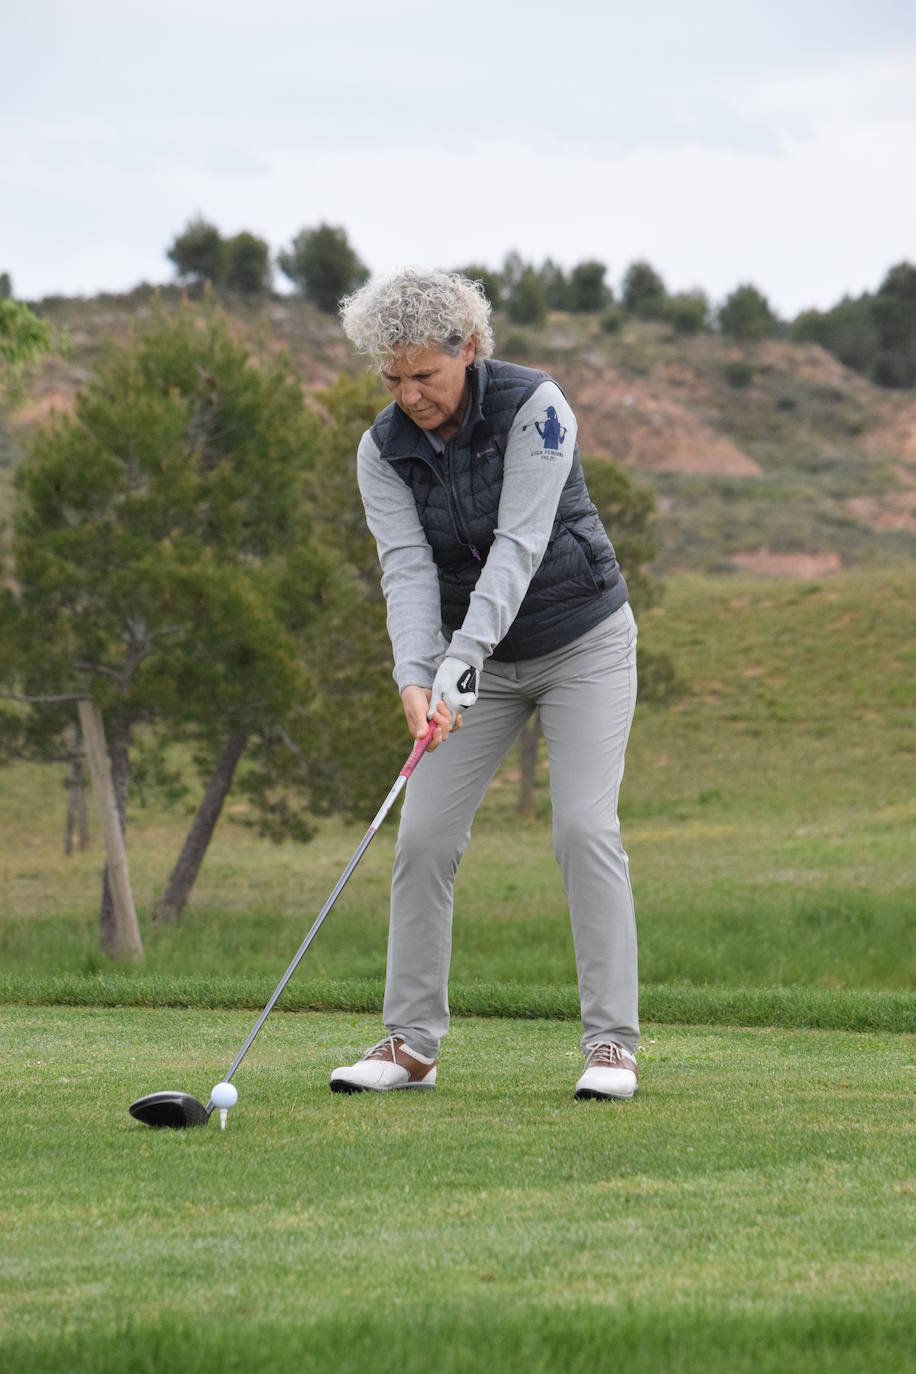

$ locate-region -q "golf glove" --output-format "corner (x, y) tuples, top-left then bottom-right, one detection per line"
(429, 656), (479, 724)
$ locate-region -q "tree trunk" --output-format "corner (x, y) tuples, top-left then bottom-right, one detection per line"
(153, 729), (249, 925)
(64, 718), (90, 855)
(78, 702), (142, 961)
(517, 713), (542, 818)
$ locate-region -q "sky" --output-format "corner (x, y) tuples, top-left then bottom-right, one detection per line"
(3, 0), (916, 317)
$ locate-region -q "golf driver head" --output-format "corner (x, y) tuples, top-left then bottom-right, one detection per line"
(129, 1091), (210, 1129)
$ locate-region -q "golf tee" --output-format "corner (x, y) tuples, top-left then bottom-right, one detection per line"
(219, 1108), (228, 1130)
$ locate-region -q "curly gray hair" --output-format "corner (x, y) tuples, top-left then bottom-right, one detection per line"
(339, 268), (494, 367)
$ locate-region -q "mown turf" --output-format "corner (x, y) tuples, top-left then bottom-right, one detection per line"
(1, 1008), (913, 1374)
(0, 972), (913, 1033)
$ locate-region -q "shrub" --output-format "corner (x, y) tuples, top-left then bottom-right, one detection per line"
(600, 306), (626, 334)
(666, 291), (708, 335)
(723, 360), (755, 389)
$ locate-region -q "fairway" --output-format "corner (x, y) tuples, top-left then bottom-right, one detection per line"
(2, 1006), (913, 1374)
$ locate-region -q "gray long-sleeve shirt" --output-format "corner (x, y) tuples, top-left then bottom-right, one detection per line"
(357, 380), (577, 691)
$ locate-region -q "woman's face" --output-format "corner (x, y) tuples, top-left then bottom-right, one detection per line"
(380, 339), (476, 436)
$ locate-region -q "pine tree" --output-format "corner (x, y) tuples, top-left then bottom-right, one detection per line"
(2, 301), (399, 939)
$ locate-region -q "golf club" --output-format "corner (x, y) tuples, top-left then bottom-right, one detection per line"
(129, 724), (438, 1129)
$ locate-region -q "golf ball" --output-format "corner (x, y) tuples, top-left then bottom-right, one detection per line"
(210, 1081), (238, 1109)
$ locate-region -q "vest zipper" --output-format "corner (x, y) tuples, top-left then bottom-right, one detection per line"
(444, 442), (481, 561)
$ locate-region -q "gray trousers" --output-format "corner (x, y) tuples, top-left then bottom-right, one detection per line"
(383, 603), (639, 1058)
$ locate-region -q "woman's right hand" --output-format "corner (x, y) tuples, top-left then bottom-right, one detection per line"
(401, 685), (453, 753)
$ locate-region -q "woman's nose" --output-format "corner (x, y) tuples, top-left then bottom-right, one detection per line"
(401, 380), (421, 404)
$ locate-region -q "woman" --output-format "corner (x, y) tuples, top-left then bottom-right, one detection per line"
(330, 269), (639, 1101)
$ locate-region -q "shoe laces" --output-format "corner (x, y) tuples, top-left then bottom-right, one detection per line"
(585, 1041), (634, 1070)
(364, 1034), (401, 1063)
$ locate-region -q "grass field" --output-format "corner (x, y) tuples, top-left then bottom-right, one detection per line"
(2, 567), (913, 1371)
(2, 567), (913, 996)
(1, 1008), (913, 1374)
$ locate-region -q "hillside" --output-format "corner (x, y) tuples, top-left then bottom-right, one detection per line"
(3, 290), (916, 575)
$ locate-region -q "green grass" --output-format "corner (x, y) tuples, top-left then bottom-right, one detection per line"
(0, 972), (913, 1031)
(1, 1007), (913, 1374)
(1, 568), (914, 1001)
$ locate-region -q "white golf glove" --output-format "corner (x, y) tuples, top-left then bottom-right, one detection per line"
(429, 656), (479, 726)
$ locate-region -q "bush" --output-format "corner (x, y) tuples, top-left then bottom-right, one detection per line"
(723, 360), (755, 389)
(600, 306), (626, 334)
(666, 291), (708, 335)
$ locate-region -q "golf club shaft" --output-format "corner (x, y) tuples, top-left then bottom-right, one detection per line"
(204, 726), (437, 1113)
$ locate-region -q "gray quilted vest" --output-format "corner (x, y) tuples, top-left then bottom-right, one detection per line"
(370, 358), (628, 661)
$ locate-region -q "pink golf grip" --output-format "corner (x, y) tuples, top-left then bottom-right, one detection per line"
(400, 722), (437, 779)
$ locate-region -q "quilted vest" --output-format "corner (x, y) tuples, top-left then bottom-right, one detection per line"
(370, 359), (628, 661)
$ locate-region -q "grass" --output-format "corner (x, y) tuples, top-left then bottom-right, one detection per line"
(1, 972), (913, 1032)
(1, 1007), (913, 1374)
(2, 567), (913, 999)
(2, 566), (913, 1372)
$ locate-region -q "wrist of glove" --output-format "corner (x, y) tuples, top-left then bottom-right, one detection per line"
(429, 656), (479, 724)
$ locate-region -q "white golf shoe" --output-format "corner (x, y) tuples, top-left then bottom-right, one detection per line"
(574, 1041), (638, 1100)
(330, 1034), (437, 1093)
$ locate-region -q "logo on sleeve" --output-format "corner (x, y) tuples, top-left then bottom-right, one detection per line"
(522, 406), (567, 457)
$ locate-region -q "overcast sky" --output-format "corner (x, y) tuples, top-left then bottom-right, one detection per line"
(3, 0), (915, 316)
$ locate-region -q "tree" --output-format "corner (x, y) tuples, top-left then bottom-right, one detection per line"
(224, 231), (272, 295)
(278, 224), (369, 313)
(500, 250), (527, 299)
(718, 284), (779, 341)
(506, 267), (547, 326)
(0, 273), (11, 300)
(538, 259), (571, 311)
(166, 216), (225, 287)
(568, 260), (610, 313)
(2, 301), (397, 939)
(872, 261), (916, 388)
(791, 295), (878, 375)
(622, 261), (667, 320)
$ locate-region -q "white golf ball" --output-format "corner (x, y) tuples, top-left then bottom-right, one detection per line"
(210, 1081), (238, 1109)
